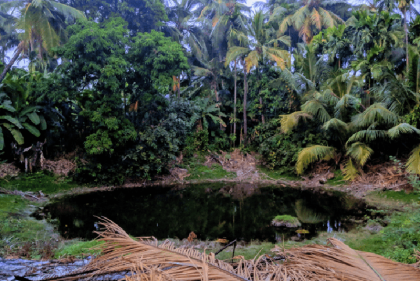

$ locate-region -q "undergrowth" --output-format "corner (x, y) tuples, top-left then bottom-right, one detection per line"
(348, 205), (420, 264)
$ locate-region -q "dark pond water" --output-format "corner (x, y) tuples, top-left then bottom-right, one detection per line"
(42, 183), (369, 242)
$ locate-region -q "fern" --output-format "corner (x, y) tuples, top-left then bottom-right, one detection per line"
(296, 145), (335, 175)
(346, 142), (373, 167)
(279, 111), (312, 133)
(343, 158), (359, 181)
(407, 145), (420, 175)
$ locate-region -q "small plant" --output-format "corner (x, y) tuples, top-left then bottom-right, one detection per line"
(389, 156), (403, 174)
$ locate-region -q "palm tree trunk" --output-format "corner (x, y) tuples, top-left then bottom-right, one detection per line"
(0, 42), (22, 83)
(233, 60), (237, 144)
(243, 61), (248, 145)
(403, 7), (409, 73)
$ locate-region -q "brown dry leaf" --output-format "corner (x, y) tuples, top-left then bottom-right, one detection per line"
(187, 231), (197, 242)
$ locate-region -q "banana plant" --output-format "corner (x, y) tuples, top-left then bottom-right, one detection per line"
(0, 72), (46, 152)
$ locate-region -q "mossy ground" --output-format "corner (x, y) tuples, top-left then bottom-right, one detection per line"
(1, 171), (80, 194)
(54, 240), (104, 259)
(186, 164), (236, 180)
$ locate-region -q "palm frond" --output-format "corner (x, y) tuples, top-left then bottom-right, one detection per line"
(351, 103), (398, 128)
(279, 111), (312, 133)
(322, 118), (348, 133)
(346, 130), (388, 144)
(266, 47), (290, 70)
(302, 99), (331, 123)
(343, 158), (358, 181)
(388, 123), (420, 139)
(244, 50), (259, 73)
(311, 9), (322, 30)
(279, 14), (293, 34)
(346, 142), (373, 167)
(225, 46), (249, 66)
(407, 145), (420, 175)
(296, 145), (335, 175)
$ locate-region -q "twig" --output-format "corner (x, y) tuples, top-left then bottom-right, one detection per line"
(214, 239), (237, 256)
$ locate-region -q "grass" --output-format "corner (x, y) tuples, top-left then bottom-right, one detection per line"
(326, 170), (346, 186)
(186, 164), (236, 181)
(215, 241), (276, 260)
(0, 171), (80, 195)
(0, 193), (55, 258)
(54, 240), (104, 259)
(257, 166), (301, 181)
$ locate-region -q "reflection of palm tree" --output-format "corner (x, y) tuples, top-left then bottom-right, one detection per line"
(294, 199), (326, 224)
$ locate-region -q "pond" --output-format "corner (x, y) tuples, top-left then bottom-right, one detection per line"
(41, 183), (370, 243)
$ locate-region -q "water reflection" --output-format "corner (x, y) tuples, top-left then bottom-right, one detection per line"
(43, 184), (368, 242)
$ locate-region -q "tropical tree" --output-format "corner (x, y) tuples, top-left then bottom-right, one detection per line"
(225, 11), (291, 139)
(397, 0), (415, 72)
(0, 0), (85, 82)
(163, 0), (207, 61)
(279, 0), (346, 43)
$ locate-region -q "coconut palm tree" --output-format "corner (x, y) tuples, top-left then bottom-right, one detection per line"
(0, 0), (85, 82)
(163, 0), (207, 62)
(225, 11), (291, 142)
(278, 0), (346, 43)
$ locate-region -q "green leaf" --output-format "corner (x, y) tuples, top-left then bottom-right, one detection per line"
(0, 116), (23, 129)
(23, 123), (41, 137)
(19, 105), (40, 117)
(2, 123), (24, 145)
(27, 112), (40, 125)
(0, 100), (16, 113)
(39, 115), (47, 130)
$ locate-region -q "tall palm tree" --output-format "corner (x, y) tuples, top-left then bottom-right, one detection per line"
(163, 0), (207, 61)
(279, 0), (346, 43)
(0, 0), (85, 82)
(225, 11), (291, 142)
(397, 0), (414, 72)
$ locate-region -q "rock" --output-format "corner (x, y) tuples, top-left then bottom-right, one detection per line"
(319, 178), (327, 184)
(365, 223), (383, 234)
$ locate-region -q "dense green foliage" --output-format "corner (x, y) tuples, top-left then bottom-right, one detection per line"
(1, 0), (420, 183)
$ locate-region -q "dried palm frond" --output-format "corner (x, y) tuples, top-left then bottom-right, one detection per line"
(43, 217), (248, 281)
(43, 219), (420, 281)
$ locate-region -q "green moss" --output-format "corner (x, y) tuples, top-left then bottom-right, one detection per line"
(272, 215), (301, 228)
(54, 240), (104, 258)
(0, 172), (80, 195)
(369, 190), (419, 203)
(186, 164), (236, 180)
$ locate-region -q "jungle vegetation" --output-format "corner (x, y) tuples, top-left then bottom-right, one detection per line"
(1, 0), (420, 183)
